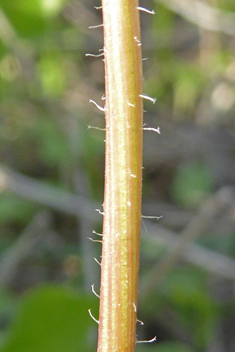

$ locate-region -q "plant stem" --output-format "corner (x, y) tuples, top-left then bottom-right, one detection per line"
(97, 1), (143, 352)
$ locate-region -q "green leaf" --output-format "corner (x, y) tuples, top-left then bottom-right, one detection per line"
(1, 285), (98, 352)
(0, 290), (17, 349)
(0, 0), (46, 38)
(0, 0), (66, 40)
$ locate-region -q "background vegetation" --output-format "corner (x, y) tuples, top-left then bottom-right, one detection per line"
(0, 0), (235, 351)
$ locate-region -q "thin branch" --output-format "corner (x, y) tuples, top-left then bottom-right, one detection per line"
(139, 188), (234, 300)
(0, 211), (51, 288)
(0, 165), (100, 222)
(141, 221), (235, 282)
(157, 0), (235, 37)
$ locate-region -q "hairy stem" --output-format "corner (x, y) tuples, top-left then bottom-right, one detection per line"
(97, 1), (143, 352)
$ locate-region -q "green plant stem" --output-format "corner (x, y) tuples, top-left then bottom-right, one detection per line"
(97, 1), (143, 352)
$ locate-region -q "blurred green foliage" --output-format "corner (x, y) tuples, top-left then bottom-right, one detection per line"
(0, 0), (66, 37)
(136, 341), (193, 352)
(161, 268), (217, 349)
(0, 0), (235, 351)
(0, 195), (37, 223)
(171, 162), (213, 207)
(0, 285), (98, 352)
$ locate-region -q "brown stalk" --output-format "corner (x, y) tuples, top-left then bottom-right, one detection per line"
(97, 1), (143, 351)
